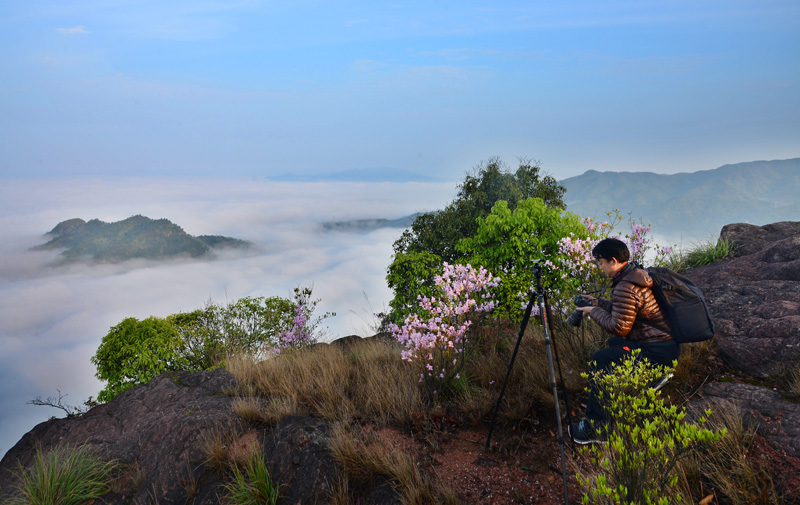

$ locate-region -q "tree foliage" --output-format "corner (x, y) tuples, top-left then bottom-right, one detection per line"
(91, 287), (331, 403)
(387, 158), (566, 322)
(392, 158), (566, 263)
(457, 198), (589, 320)
(91, 316), (187, 403)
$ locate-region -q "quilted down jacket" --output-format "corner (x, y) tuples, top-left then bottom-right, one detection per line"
(589, 264), (673, 343)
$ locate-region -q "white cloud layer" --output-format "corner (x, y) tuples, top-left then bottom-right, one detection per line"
(0, 178), (455, 457)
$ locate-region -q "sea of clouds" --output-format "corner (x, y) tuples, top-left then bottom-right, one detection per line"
(0, 177), (456, 457)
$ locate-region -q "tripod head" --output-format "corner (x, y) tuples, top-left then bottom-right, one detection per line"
(531, 258), (545, 278)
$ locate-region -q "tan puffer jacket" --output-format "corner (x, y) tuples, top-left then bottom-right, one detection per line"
(589, 265), (672, 343)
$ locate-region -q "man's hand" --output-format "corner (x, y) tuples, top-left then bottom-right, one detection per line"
(576, 306), (593, 315)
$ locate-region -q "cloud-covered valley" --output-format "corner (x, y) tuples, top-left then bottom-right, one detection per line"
(0, 178), (455, 456)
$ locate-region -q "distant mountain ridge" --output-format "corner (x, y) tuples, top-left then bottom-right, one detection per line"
(33, 215), (250, 263)
(269, 168), (448, 183)
(321, 213), (421, 232)
(561, 158), (800, 240)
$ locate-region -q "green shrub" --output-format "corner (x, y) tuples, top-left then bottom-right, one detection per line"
(663, 237), (735, 272)
(91, 316), (188, 402)
(576, 351), (725, 505)
(92, 287), (330, 402)
(457, 197), (591, 320)
(5, 444), (116, 505)
(222, 449), (280, 505)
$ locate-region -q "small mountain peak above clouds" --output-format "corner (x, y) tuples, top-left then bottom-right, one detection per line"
(33, 215), (250, 264)
(267, 168), (449, 183)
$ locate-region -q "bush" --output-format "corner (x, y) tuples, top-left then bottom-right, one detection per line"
(389, 262), (497, 401)
(576, 351), (725, 505)
(92, 287), (330, 402)
(457, 198), (591, 320)
(92, 316), (188, 402)
(5, 444), (116, 505)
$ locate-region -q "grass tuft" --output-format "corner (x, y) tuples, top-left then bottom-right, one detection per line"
(200, 423), (244, 472)
(678, 400), (782, 505)
(221, 448), (280, 505)
(664, 236), (735, 272)
(5, 443), (117, 505)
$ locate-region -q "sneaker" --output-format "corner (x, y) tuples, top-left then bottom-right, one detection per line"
(652, 372), (674, 391)
(568, 418), (606, 445)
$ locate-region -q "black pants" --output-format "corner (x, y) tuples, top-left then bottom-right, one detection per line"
(584, 336), (681, 424)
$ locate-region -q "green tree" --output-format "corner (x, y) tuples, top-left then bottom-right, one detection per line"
(457, 198), (589, 320)
(217, 295), (297, 355)
(91, 316), (188, 402)
(387, 158), (566, 322)
(393, 158), (566, 263)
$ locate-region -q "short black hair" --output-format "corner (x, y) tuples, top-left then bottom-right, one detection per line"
(592, 238), (630, 263)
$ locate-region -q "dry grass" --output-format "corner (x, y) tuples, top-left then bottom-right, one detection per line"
(227, 338), (422, 426)
(328, 422), (458, 505)
(108, 459), (145, 495)
(673, 340), (714, 386)
(458, 319), (595, 424)
(231, 396), (266, 423)
(199, 423), (245, 472)
(786, 368), (800, 400)
(677, 399), (781, 505)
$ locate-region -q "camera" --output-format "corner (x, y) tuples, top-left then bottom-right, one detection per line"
(566, 295), (593, 327)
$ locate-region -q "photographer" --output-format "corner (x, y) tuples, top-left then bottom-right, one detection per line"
(568, 238), (680, 445)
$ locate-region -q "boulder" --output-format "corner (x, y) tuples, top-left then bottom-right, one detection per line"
(0, 370), (400, 505)
(720, 221), (800, 258)
(0, 368), (241, 504)
(694, 381), (800, 460)
(687, 222), (800, 377)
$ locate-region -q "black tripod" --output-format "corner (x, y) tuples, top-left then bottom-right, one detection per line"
(485, 260), (572, 505)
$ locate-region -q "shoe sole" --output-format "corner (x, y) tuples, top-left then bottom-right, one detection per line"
(568, 425), (606, 445)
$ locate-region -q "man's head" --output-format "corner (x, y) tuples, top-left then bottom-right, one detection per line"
(592, 238), (630, 278)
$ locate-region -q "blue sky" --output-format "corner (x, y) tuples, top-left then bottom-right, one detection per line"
(1, 0), (798, 180)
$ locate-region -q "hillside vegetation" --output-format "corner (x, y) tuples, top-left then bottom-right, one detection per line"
(562, 158), (800, 239)
(32, 215), (250, 263)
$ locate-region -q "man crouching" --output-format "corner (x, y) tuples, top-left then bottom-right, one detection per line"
(568, 237), (679, 444)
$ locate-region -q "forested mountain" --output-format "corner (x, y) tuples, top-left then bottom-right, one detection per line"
(561, 158), (800, 240)
(33, 215), (249, 263)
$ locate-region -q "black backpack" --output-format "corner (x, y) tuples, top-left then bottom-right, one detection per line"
(639, 266), (715, 343)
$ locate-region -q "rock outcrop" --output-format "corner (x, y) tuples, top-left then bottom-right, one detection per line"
(694, 381), (800, 459)
(687, 221), (800, 377)
(0, 370), (349, 504)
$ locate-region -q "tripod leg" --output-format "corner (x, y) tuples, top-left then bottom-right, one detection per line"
(545, 291), (577, 455)
(485, 288), (537, 449)
(539, 285), (571, 505)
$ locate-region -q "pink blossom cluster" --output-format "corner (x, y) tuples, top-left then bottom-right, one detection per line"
(581, 217), (612, 235)
(275, 305), (316, 353)
(390, 263), (498, 388)
(557, 233), (599, 282)
(626, 223), (651, 262)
